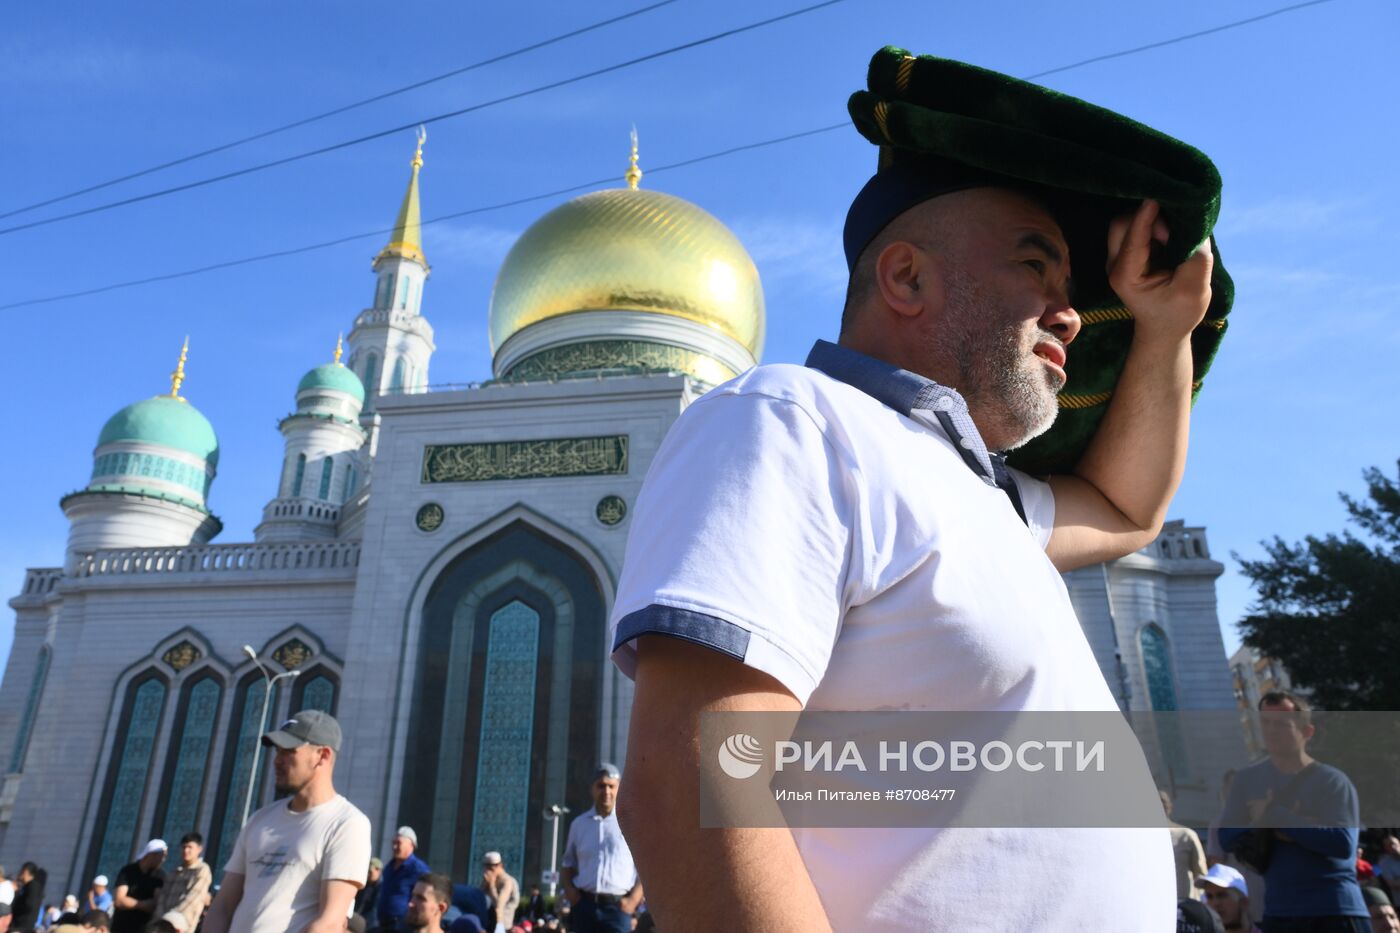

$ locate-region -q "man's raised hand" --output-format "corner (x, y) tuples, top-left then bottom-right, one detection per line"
(1106, 199), (1213, 343)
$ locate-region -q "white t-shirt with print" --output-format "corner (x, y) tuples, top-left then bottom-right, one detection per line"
(610, 361), (1175, 932)
(225, 793), (371, 933)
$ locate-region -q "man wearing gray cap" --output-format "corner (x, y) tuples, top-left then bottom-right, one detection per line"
(376, 826), (428, 931)
(561, 765), (642, 933)
(202, 710), (371, 933)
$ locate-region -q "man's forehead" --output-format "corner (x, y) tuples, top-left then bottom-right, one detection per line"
(903, 186), (1068, 249)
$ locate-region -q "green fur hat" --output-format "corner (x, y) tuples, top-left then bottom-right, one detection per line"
(845, 47), (1234, 474)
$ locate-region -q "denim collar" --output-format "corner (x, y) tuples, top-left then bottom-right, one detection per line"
(805, 339), (999, 487)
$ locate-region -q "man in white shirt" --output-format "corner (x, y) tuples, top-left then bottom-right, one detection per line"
(561, 764), (643, 933)
(611, 48), (1229, 933)
(201, 710), (371, 933)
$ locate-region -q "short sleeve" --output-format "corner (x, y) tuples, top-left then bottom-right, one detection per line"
(224, 824), (248, 877)
(560, 819), (579, 870)
(1006, 465), (1055, 548)
(610, 391), (857, 706)
(321, 807), (372, 888)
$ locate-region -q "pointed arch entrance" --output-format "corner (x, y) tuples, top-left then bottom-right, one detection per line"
(396, 520), (607, 883)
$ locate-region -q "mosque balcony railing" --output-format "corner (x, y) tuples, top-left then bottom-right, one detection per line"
(20, 567), (62, 597)
(262, 497), (341, 523)
(70, 540), (362, 580)
(1106, 519), (1223, 577)
(376, 367), (695, 397)
(353, 307), (434, 339)
(1144, 520), (1211, 561)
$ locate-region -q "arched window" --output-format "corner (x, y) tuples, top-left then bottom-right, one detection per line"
(390, 357), (406, 393)
(1140, 624), (1189, 780)
(90, 673), (168, 883)
(156, 674), (222, 840)
(209, 674), (282, 880)
(9, 646), (50, 772)
(1140, 625), (1179, 712)
(398, 276), (411, 308)
(341, 464), (357, 503)
(291, 454), (306, 497)
(318, 457), (334, 500)
(292, 665), (339, 716)
(364, 353), (380, 409)
(376, 274), (392, 309)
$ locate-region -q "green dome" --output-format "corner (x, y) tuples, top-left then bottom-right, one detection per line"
(97, 396), (220, 467)
(297, 363), (365, 402)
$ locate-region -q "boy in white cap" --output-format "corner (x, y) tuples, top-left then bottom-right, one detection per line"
(83, 876), (110, 916)
(1196, 864), (1260, 933)
(202, 710), (371, 933)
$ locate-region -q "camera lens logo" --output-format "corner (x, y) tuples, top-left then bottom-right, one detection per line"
(718, 733), (764, 779)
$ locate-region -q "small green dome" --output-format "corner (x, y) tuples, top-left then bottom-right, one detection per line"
(97, 396), (220, 467)
(297, 363), (365, 402)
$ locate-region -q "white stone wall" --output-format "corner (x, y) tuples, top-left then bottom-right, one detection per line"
(336, 372), (694, 855)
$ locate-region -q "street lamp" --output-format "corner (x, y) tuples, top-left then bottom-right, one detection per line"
(542, 804), (571, 899)
(240, 645), (300, 827)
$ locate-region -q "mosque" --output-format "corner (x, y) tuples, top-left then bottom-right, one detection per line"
(1, 133), (1240, 895)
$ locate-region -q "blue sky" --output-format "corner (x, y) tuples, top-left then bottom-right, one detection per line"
(2, 0), (1396, 672)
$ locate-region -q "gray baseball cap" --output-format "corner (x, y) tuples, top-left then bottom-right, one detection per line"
(261, 709), (342, 752)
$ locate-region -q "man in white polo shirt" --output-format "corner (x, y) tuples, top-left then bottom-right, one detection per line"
(610, 48), (1233, 933)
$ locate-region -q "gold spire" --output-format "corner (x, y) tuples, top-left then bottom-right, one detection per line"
(333, 333), (344, 366)
(625, 126), (642, 190)
(168, 336), (189, 402)
(375, 126), (428, 268)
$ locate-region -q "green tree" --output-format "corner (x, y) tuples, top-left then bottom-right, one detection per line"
(1235, 461), (1400, 710)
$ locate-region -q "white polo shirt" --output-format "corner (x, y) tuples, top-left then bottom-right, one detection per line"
(610, 341), (1174, 932)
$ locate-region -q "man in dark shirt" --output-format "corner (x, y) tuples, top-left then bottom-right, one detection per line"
(111, 840), (167, 933)
(9, 863), (45, 933)
(1219, 691), (1367, 931)
(354, 857), (381, 924)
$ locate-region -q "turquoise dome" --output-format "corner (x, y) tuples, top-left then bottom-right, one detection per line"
(97, 396), (220, 467)
(297, 363), (365, 402)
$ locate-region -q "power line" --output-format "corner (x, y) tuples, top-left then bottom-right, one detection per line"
(0, 0), (848, 238)
(1022, 0), (1337, 79)
(0, 0), (684, 222)
(0, 125), (844, 312)
(0, 0), (1343, 312)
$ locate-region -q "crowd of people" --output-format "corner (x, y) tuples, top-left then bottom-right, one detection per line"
(0, 709), (646, 933)
(6, 688), (1396, 933)
(1161, 691), (1400, 933)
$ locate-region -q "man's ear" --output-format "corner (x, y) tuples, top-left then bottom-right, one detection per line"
(875, 241), (941, 319)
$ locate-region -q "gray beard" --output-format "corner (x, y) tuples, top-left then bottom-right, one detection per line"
(941, 273), (1062, 451)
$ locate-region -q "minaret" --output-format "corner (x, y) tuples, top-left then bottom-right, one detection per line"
(61, 339), (222, 570)
(255, 336), (368, 542)
(346, 126), (436, 455)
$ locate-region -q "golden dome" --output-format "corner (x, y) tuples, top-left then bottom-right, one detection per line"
(488, 187), (765, 359)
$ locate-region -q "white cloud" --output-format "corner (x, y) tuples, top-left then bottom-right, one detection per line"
(0, 37), (228, 91)
(730, 216), (848, 295)
(427, 223), (520, 268)
(1215, 196), (1371, 238)
(1226, 263), (1342, 291)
